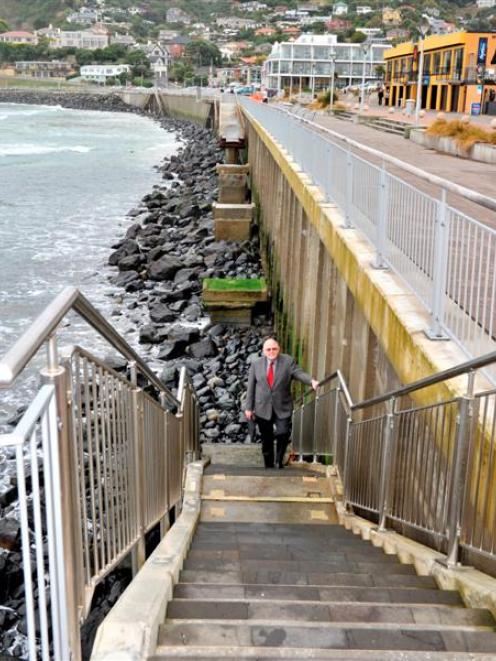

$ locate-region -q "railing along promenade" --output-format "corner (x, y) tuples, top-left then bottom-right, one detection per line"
(0, 287), (200, 661)
(240, 98), (496, 370)
(293, 349), (496, 575)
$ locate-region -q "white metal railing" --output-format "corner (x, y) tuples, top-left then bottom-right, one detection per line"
(292, 350), (496, 575)
(240, 98), (496, 368)
(0, 288), (200, 660)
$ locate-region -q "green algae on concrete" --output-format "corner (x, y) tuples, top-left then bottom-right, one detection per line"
(203, 277), (268, 303)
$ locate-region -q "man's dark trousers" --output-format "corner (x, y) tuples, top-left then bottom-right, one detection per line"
(256, 414), (292, 468)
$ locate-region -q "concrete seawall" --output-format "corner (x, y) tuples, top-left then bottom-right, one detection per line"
(119, 90), (215, 127)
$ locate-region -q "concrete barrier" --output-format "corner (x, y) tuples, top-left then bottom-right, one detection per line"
(90, 459), (208, 661)
(410, 128), (496, 164)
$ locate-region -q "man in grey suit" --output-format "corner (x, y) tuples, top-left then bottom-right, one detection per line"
(245, 337), (319, 468)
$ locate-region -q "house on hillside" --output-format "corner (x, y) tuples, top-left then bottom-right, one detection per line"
(166, 8), (192, 24)
(15, 60), (75, 78)
(111, 33), (136, 47)
(0, 31), (38, 45)
(67, 7), (101, 24)
(80, 63), (130, 83)
(333, 2), (348, 16)
(382, 7), (401, 25)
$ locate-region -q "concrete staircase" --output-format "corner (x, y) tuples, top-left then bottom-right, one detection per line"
(152, 465), (496, 659)
(359, 115), (411, 137)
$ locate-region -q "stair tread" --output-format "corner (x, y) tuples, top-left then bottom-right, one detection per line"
(157, 622), (496, 652)
(174, 583), (464, 605)
(184, 558), (416, 574)
(179, 569), (436, 587)
(167, 599), (495, 625)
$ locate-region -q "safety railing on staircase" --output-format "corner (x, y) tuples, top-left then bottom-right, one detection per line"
(0, 287), (200, 661)
(292, 349), (496, 577)
(240, 97), (496, 376)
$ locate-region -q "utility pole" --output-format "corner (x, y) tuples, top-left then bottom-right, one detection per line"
(415, 21), (429, 125)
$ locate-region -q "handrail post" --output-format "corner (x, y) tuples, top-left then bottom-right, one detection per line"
(445, 371), (475, 567)
(344, 148), (353, 228)
(312, 391), (319, 463)
(373, 162), (389, 269)
(426, 188), (449, 340)
(131, 383), (146, 575)
(342, 414), (353, 510)
(378, 397), (397, 532)
(40, 336), (83, 661)
(332, 385), (340, 463)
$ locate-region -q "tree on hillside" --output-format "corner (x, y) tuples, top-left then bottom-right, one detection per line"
(125, 49), (152, 78)
(185, 40), (222, 66)
(0, 19), (9, 32)
(168, 60), (194, 83)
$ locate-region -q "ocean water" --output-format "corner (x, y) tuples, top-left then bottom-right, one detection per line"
(0, 103), (179, 422)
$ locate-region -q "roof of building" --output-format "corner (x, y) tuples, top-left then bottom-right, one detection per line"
(0, 30), (36, 37)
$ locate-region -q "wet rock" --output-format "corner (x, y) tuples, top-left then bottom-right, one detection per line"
(148, 256), (183, 281)
(149, 303), (176, 324)
(0, 518), (20, 551)
(139, 325), (159, 344)
(157, 340), (188, 361)
(188, 339), (217, 359)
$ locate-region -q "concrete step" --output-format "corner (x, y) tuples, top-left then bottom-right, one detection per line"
(184, 557), (417, 575)
(152, 653), (496, 660)
(189, 543), (401, 563)
(202, 475), (332, 500)
(174, 583), (464, 605)
(200, 500), (338, 524)
(157, 622), (496, 652)
(195, 523), (360, 538)
(179, 569), (437, 588)
(167, 599), (495, 626)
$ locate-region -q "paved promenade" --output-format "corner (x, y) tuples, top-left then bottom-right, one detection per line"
(304, 109), (496, 229)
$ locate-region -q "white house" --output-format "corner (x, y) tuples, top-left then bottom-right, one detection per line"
(476, 0), (495, 7)
(333, 2), (348, 16)
(80, 64), (130, 83)
(356, 6), (373, 14)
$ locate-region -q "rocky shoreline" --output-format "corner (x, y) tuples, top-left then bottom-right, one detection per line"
(1, 93), (268, 658)
(107, 116), (268, 444)
(0, 88), (136, 113)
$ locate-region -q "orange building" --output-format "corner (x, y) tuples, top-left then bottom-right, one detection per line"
(384, 31), (496, 115)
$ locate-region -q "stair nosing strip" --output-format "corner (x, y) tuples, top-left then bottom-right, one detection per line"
(162, 618), (495, 632)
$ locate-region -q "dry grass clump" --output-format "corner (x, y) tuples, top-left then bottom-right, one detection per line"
(427, 119), (496, 149)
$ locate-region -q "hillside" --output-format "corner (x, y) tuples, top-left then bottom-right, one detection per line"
(0, 0), (486, 32)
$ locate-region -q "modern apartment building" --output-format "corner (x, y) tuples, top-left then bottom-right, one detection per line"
(384, 31), (496, 115)
(263, 34), (390, 93)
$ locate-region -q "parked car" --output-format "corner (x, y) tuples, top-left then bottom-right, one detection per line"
(234, 85), (255, 95)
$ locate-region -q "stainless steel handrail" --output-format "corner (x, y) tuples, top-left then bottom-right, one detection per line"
(352, 348), (496, 410)
(0, 286), (179, 408)
(296, 369), (353, 411)
(275, 103), (496, 213)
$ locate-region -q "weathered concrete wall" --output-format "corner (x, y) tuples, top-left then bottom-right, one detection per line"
(117, 91), (215, 127)
(244, 113), (480, 405)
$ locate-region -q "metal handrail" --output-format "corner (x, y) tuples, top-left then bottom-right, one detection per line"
(296, 369), (353, 410)
(0, 286), (179, 408)
(302, 349), (496, 413)
(272, 102), (496, 213)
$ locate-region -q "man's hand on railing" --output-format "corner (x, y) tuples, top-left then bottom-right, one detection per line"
(312, 379), (320, 391)
(244, 409), (254, 420)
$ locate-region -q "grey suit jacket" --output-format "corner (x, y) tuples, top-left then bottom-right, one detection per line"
(245, 353), (313, 421)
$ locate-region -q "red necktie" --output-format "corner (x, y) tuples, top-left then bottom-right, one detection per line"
(267, 361), (274, 388)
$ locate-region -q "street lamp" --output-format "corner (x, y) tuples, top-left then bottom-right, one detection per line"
(328, 49), (337, 114)
(414, 21), (430, 125)
(359, 42), (371, 113)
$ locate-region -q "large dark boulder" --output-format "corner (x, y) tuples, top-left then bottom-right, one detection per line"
(188, 339), (217, 359)
(148, 256), (183, 281)
(149, 303), (176, 324)
(139, 325), (160, 344)
(157, 340), (188, 361)
(117, 254), (143, 271)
